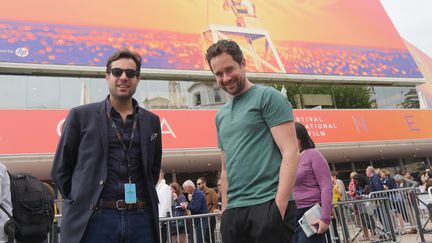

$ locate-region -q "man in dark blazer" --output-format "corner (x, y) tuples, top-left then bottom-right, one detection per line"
(51, 49), (162, 243)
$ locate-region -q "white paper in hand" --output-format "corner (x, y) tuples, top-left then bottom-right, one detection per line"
(298, 204), (322, 237)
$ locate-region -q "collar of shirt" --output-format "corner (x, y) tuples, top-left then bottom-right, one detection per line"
(105, 95), (139, 116)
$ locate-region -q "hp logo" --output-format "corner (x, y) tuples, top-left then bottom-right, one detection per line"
(15, 47), (29, 57)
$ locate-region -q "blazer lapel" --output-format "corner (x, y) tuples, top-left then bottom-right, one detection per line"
(97, 101), (109, 157)
(138, 109), (151, 170)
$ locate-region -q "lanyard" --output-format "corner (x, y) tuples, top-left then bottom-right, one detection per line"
(107, 111), (138, 183)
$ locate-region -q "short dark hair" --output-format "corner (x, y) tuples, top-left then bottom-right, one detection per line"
(295, 122), (315, 152)
(331, 171), (338, 178)
(197, 177), (207, 184)
(354, 174), (369, 188)
(205, 40), (244, 71)
(106, 48), (141, 76)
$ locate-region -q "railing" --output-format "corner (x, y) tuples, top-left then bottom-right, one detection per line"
(333, 197), (399, 242)
(369, 187), (428, 241)
(46, 214), (62, 243)
(48, 188), (432, 243)
(159, 213), (222, 243)
(46, 213), (222, 243)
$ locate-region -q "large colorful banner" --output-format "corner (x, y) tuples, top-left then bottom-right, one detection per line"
(0, 0), (422, 78)
(1, 109), (431, 155)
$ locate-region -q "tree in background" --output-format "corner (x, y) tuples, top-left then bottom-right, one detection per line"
(272, 83), (375, 109)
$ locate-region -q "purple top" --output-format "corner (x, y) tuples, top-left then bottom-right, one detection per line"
(294, 148), (333, 224)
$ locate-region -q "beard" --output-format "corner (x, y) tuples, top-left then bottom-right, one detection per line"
(221, 76), (246, 96)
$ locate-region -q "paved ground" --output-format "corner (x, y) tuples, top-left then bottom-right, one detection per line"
(401, 232), (432, 242)
(334, 228), (432, 242)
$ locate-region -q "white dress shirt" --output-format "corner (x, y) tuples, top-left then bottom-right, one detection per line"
(156, 179), (172, 218)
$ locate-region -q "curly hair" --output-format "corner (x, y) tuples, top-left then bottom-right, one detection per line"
(205, 40), (244, 71)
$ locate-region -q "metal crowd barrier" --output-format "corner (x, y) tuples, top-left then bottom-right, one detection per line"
(46, 212), (221, 243)
(332, 197), (399, 242)
(418, 187), (432, 234)
(369, 187), (428, 242)
(159, 212), (222, 243)
(49, 188), (432, 243)
(46, 214), (61, 243)
(369, 187), (418, 233)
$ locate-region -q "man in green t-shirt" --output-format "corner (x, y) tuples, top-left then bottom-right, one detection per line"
(205, 39), (299, 243)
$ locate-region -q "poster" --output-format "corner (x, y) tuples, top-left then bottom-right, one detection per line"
(0, 0), (422, 78)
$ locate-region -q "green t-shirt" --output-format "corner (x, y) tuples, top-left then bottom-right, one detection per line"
(216, 85), (294, 209)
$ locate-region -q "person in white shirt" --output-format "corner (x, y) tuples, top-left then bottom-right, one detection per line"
(156, 169), (172, 243)
(0, 162), (13, 243)
(156, 169), (172, 218)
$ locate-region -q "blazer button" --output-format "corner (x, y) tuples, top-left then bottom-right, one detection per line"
(90, 204), (94, 210)
(99, 180), (104, 186)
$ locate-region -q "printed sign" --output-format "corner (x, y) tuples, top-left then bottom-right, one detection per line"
(0, 109), (431, 155)
(0, 0), (422, 78)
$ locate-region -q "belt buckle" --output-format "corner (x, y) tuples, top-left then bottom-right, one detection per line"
(115, 200), (127, 211)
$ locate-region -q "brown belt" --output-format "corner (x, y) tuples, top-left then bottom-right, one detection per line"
(98, 199), (146, 211)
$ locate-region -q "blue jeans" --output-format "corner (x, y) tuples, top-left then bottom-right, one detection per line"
(81, 208), (156, 243)
(192, 217), (208, 243)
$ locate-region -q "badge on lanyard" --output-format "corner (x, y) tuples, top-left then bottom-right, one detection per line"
(124, 183), (137, 204)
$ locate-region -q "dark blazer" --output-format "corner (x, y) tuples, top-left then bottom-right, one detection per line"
(188, 189), (209, 215)
(51, 100), (162, 243)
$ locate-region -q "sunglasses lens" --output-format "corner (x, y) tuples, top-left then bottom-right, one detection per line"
(125, 69), (137, 78)
(110, 68), (123, 77)
(110, 68), (137, 78)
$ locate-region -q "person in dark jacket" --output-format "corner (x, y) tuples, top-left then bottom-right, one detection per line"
(182, 180), (209, 243)
(51, 49), (162, 243)
(366, 166), (384, 193)
(380, 168), (397, 190)
(170, 182), (187, 243)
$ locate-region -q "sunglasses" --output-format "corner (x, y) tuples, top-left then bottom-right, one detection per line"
(109, 68), (138, 78)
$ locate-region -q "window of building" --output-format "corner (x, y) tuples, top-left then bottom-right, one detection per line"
(372, 86), (419, 109)
(353, 161), (372, 172)
(214, 88), (222, 103)
(269, 83), (420, 110)
(403, 157), (427, 176)
(372, 159), (400, 175)
(0, 75), (421, 110)
(194, 92), (202, 106)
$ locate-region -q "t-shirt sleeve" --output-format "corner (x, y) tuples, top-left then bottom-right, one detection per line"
(261, 87), (294, 128)
(215, 113), (223, 150)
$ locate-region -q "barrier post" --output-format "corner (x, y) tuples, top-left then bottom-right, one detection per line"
(410, 191), (427, 243)
(382, 198), (397, 242)
(335, 205), (350, 242)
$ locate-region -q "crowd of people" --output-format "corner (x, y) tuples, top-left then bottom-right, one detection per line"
(156, 170), (220, 243)
(344, 166), (429, 240)
(347, 166), (431, 200)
